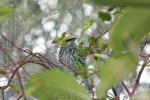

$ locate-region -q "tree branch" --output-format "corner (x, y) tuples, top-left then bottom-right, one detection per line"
(121, 56), (150, 97)
(1, 89), (5, 100)
(16, 71), (27, 100)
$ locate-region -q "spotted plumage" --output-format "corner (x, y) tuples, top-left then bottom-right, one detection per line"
(59, 40), (86, 75)
(58, 38), (92, 92)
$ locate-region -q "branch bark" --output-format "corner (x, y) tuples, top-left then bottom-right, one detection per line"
(121, 57), (150, 97)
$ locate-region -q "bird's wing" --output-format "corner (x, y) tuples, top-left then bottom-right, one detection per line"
(72, 47), (88, 75)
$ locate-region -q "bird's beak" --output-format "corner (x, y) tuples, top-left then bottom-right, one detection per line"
(51, 32), (66, 44)
(51, 39), (57, 44)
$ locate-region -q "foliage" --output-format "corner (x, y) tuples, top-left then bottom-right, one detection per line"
(0, 6), (14, 19)
(90, 0), (150, 7)
(98, 11), (111, 21)
(90, 0), (150, 98)
(26, 70), (90, 100)
(0, 0), (150, 100)
(111, 7), (150, 53)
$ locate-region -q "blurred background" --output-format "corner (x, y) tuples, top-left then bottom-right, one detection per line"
(0, 0), (150, 100)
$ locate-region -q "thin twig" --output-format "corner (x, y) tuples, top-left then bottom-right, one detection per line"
(121, 57), (150, 97)
(121, 81), (131, 96)
(16, 71), (27, 100)
(131, 58), (149, 95)
(95, 27), (111, 40)
(1, 89), (5, 100)
(17, 95), (24, 100)
(0, 33), (58, 68)
(0, 55), (51, 90)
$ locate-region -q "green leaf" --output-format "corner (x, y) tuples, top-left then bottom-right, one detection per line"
(0, 6), (14, 18)
(98, 12), (111, 21)
(10, 84), (20, 93)
(82, 0), (88, 3)
(89, 0), (150, 7)
(82, 19), (94, 33)
(26, 70), (90, 100)
(110, 8), (150, 53)
(96, 53), (138, 98)
(80, 48), (89, 56)
(0, 69), (5, 74)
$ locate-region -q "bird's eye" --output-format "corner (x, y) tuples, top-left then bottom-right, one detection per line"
(66, 39), (73, 42)
(66, 38), (76, 42)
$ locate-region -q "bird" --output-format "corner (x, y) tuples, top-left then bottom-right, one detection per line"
(59, 38), (85, 75)
(52, 34), (92, 92)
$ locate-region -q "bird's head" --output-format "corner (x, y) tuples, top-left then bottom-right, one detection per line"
(51, 32), (76, 47)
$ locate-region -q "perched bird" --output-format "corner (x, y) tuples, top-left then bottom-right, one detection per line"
(52, 34), (91, 92)
(59, 37), (85, 75)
